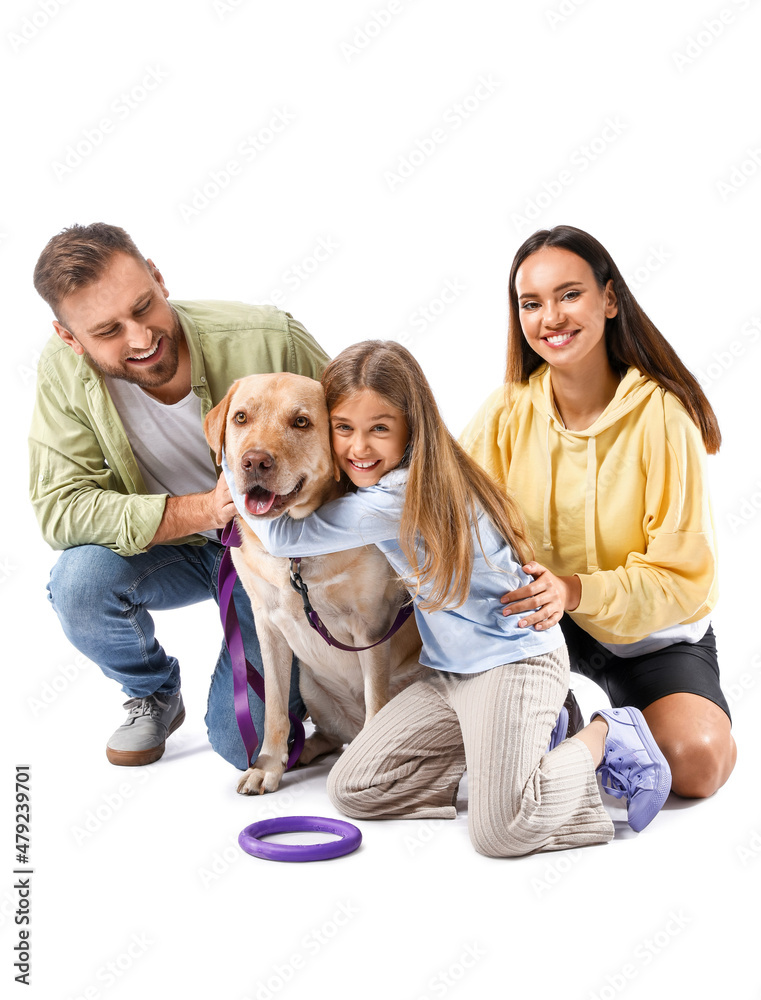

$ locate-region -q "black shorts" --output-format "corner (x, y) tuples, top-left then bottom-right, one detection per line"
(561, 615), (731, 722)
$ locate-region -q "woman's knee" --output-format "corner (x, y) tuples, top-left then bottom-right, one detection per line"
(660, 729), (737, 799)
(643, 694), (736, 799)
(327, 749), (380, 819)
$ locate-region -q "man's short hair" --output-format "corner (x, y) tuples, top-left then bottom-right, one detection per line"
(33, 223), (150, 321)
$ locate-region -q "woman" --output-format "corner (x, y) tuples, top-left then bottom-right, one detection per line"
(461, 225), (735, 799)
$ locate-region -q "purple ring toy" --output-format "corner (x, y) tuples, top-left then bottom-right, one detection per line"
(238, 815), (362, 862)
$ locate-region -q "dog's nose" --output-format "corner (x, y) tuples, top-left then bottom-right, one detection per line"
(240, 449), (274, 472)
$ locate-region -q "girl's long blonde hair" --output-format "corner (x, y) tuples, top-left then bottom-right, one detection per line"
(321, 341), (534, 612)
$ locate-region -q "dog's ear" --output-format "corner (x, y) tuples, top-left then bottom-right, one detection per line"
(204, 382), (237, 466)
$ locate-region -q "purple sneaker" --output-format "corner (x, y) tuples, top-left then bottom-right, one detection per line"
(592, 707), (672, 832)
(547, 705), (569, 753)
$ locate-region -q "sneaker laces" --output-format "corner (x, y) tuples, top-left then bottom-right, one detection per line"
(598, 745), (656, 802)
(123, 695), (171, 720)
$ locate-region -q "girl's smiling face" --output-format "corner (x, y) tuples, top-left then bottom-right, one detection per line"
(330, 389), (410, 487)
(515, 247), (618, 374)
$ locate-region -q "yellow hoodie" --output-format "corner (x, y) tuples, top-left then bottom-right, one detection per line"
(461, 364), (718, 646)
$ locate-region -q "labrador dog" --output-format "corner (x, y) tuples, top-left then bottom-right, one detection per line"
(204, 372), (424, 795)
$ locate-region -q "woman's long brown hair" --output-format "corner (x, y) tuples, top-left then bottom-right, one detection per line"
(506, 225), (721, 454)
(322, 341), (534, 612)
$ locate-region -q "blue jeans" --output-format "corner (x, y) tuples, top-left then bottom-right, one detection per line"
(46, 541), (305, 770)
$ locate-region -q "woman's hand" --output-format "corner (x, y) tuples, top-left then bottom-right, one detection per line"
(501, 561), (581, 630)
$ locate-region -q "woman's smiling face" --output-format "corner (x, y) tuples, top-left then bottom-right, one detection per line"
(515, 247), (618, 374)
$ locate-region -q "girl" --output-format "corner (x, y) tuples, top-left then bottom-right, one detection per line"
(223, 340), (670, 857)
(461, 225), (736, 801)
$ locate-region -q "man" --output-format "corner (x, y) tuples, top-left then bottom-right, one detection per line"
(29, 223), (329, 769)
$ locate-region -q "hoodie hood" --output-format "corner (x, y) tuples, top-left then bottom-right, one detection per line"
(529, 364), (659, 570)
(530, 364), (658, 436)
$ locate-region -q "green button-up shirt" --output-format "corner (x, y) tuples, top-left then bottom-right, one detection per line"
(28, 300), (330, 556)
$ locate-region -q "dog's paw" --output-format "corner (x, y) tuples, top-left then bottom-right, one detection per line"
(236, 755), (286, 795)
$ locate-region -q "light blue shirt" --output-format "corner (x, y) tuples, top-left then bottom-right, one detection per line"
(222, 455), (564, 674)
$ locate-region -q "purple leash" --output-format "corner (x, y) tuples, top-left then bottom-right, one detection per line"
(288, 558), (413, 652)
(218, 520), (413, 768)
(217, 520), (305, 770)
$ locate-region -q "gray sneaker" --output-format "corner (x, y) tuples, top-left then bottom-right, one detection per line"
(106, 692), (185, 766)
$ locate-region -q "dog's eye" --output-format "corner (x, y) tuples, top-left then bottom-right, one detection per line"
(233, 411), (247, 424)
(294, 416), (310, 428)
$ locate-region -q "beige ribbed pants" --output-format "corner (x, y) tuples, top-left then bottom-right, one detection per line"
(327, 646), (615, 857)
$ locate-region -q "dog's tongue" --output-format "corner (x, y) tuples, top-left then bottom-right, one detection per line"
(245, 489), (277, 516)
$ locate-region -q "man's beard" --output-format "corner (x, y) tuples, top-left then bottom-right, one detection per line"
(83, 312), (184, 391)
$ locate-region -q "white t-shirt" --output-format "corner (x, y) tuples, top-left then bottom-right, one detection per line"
(105, 377), (218, 540)
(597, 614), (711, 658)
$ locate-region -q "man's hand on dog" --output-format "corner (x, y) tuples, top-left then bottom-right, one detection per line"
(207, 473), (237, 529)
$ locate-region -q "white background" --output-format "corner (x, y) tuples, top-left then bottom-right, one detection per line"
(3, 1), (761, 998)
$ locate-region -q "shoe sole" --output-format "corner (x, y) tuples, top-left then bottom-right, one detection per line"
(602, 706), (672, 833)
(105, 709), (186, 767)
